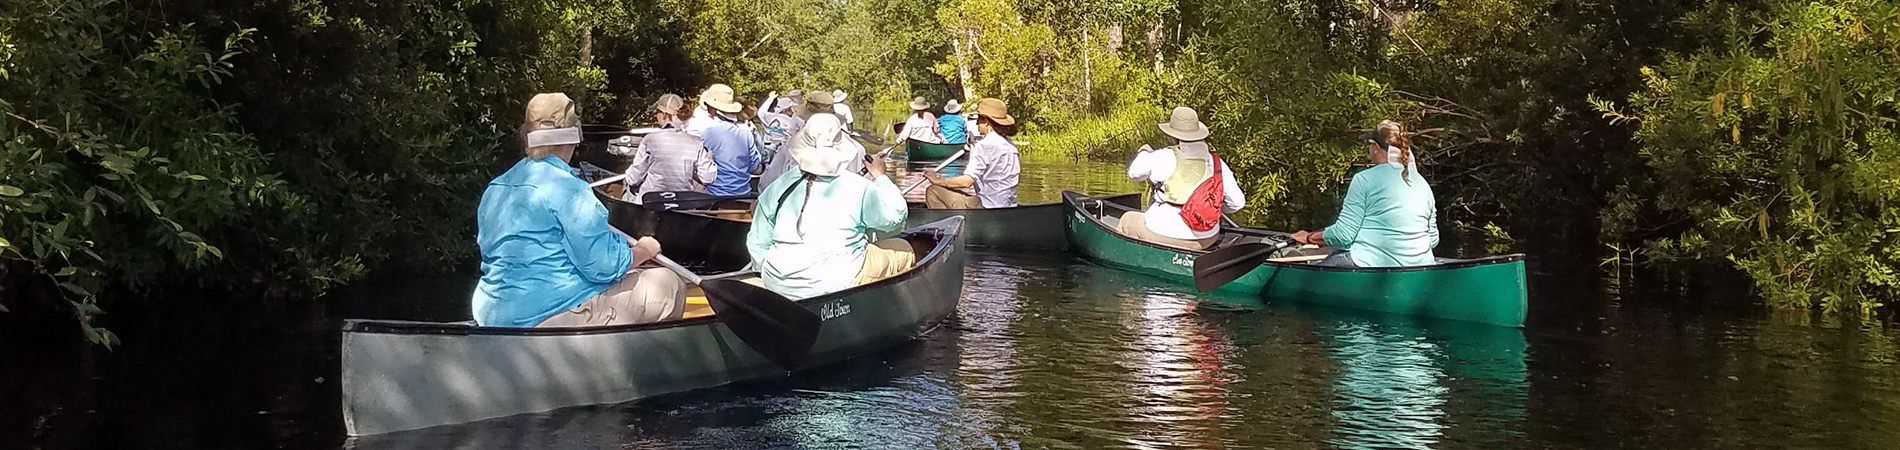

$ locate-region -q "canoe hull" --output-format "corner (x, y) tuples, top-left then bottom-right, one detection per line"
(1062, 191), (1528, 327)
(341, 218), (968, 436)
(595, 188), (751, 272)
(906, 139), (963, 161)
(904, 194), (1139, 250)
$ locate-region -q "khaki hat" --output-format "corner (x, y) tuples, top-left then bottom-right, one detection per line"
(974, 98), (1014, 126)
(524, 93), (582, 147)
(788, 114), (852, 177)
(909, 97), (930, 111)
(944, 99), (962, 114)
(700, 84), (742, 113)
(652, 94), (685, 116)
(1158, 106), (1209, 141)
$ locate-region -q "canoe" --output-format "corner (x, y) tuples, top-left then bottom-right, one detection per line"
(903, 193), (1140, 249)
(906, 139), (964, 161)
(340, 217), (968, 436)
(593, 187), (753, 273)
(1062, 191), (1528, 327)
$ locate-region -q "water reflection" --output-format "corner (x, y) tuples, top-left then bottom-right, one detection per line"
(1321, 317), (1528, 450)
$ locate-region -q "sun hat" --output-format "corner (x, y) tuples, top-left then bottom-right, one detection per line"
(1158, 106), (1209, 141)
(775, 96), (804, 111)
(832, 89), (848, 103)
(909, 97), (930, 111)
(973, 98), (1014, 126)
(788, 114), (852, 177)
(523, 93), (582, 148)
(652, 93), (685, 116)
(943, 99), (962, 114)
(700, 84), (742, 113)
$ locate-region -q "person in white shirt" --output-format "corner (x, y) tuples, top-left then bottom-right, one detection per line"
(897, 97), (943, 143)
(922, 98), (1020, 209)
(1121, 106), (1245, 250)
(831, 89), (856, 126)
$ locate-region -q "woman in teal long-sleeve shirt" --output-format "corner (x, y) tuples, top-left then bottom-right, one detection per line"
(1290, 121), (1439, 267)
(472, 93), (686, 327)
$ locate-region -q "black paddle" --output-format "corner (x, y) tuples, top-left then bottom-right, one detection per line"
(599, 192), (819, 370)
(1192, 239), (1296, 293)
(848, 128), (887, 146)
(649, 254), (822, 371)
(641, 191), (760, 211)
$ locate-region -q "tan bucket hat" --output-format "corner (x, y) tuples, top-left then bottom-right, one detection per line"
(974, 98), (1014, 126)
(909, 97), (930, 111)
(1158, 106), (1209, 141)
(700, 84), (742, 113)
(788, 114), (852, 177)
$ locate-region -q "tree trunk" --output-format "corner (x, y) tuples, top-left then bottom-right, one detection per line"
(955, 36), (976, 101)
(1082, 28), (1093, 109)
(1147, 21), (1165, 72)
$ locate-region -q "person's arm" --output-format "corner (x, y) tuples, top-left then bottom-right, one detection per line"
(1219, 159), (1245, 213)
(1316, 173), (1371, 249)
(861, 175), (910, 232)
(759, 92), (776, 114)
(1427, 192), (1441, 249)
(555, 187), (633, 283)
(624, 141), (656, 185)
(1127, 147), (1176, 183)
(694, 147), (719, 186)
(745, 177), (790, 267)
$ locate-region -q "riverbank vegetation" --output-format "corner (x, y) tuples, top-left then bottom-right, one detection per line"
(3, 0), (1897, 343)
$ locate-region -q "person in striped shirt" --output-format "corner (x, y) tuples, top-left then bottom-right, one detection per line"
(622, 94), (718, 203)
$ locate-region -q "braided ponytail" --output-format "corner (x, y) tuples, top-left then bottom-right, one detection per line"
(1383, 124), (1415, 185)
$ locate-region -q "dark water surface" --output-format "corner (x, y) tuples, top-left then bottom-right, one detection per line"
(9, 157), (1900, 449)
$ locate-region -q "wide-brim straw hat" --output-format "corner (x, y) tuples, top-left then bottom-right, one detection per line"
(944, 99), (962, 114)
(909, 97), (930, 111)
(974, 98), (1014, 126)
(832, 89), (848, 103)
(700, 84), (742, 113)
(1158, 106), (1210, 141)
(788, 114), (852, 177)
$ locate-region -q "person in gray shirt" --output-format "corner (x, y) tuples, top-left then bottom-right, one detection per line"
(623, 94), (718, 203)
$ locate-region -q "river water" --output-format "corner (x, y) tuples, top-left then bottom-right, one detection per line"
(9, 144), (1900, 449)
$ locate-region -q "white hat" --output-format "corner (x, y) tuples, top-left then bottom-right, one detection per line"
(831, 89), (848, 103)
(1158, 106), (1210, 141)
(788, 114), (852, 177)
(909, 97), (930, 111)
(943, 99), (962, 114)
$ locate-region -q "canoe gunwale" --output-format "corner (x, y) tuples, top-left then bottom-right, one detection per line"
(1063, 191), (1526, 273)
(905, 193), (1138, 214)
(341, 217), (965, 337)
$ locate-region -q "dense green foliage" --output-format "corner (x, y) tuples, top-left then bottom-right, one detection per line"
(5, 0), (1898, 342)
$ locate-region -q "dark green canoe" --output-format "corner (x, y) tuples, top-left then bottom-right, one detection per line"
(904, 193), (1140, 249)
(905, 139), (964, 161)
(594, 187), (753, 272)
(1062, 191), (1529, 327)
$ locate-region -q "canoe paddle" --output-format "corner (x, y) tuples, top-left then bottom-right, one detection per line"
(641, 191), (760, 211)
(611, 228), (823, 370)
(589, 174), (628, 188)
(902, 148), (968, 194)
(1192, 239), (1296, 293)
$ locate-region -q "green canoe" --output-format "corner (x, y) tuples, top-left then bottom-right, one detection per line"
(905, 139), (964, 161)
(1062, 191), (1529, 327)
(904, 193), (1140, 249)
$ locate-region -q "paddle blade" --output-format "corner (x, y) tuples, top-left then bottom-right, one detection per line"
(698, 279), (823, 370)
(642, 191), (758, 211)
(1192, 242), (1285, 293)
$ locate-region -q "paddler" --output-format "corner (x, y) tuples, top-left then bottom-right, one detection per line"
(622, 93), (717, 202)
(696, 83), (761, 196)
(1120, 106), (1245, 250)
(1289, 120), (1439, 267)
(897, 97), (943, 144)
(471, 93), (687, 328)
(830, 89), (856, 126)
(938, 99), (969, 145)
(922, 98), (1020, 209)
(746, 114), (914, 299)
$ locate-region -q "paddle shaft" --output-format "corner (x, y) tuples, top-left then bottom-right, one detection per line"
(590, 174), (627, 188)
(903, 149), (968, 194)
(1202, 241), (1293, 275)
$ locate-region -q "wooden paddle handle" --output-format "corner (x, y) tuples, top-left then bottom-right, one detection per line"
(902, 148), (968, 194)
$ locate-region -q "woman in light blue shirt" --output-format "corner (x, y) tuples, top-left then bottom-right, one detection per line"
(472, 93), (686, 327)
(747, 114), (913, 299)
(1290, 121), (1439, 268)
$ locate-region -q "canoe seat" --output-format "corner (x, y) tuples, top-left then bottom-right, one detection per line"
(682, 287), (714, 319)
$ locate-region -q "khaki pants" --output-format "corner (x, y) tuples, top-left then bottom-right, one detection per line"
(1117, 212), (1219, 251)
(856, 239), (917, 284)
(537, 269), (687, 327)
(924, 184), (983, 210)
